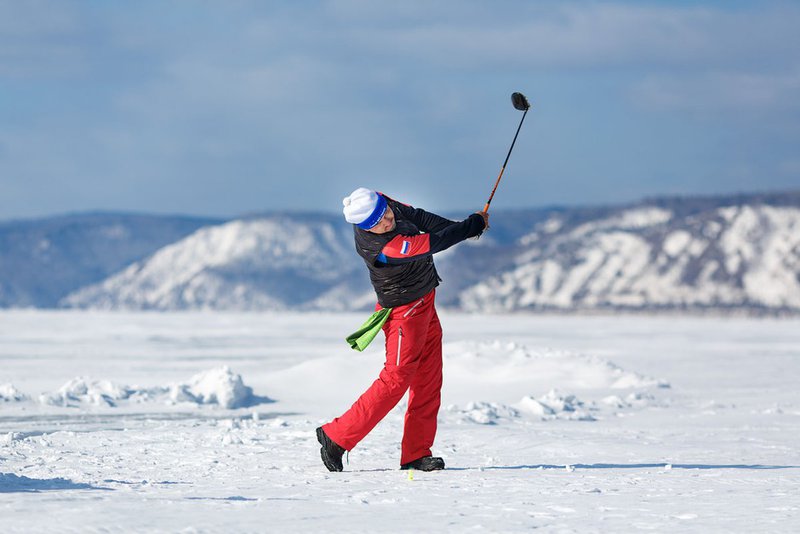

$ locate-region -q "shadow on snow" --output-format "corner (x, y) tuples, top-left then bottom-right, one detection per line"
(0, 410), (301, 440)
(450, 463), (800, 471)
(0, 472), (111, 493)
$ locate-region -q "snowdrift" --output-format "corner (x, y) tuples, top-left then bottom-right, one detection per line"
(443, 340), (668, 390)
(0, 383), (28, 402)
(440, 341), (669, 424)
(33, 366), (270, 409)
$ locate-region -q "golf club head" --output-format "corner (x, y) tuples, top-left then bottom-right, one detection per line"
(511, 92), (530, 111)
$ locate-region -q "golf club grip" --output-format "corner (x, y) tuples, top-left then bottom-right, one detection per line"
(484, 167), (506, 212)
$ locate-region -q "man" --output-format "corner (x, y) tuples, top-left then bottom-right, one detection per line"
(316, 187), (488, 472)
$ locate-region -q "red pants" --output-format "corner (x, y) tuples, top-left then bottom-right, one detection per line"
(323, 289), (443, 465)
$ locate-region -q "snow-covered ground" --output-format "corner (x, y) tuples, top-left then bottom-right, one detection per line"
(1, 310), (798, 532)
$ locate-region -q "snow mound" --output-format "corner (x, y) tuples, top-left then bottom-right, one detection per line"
(444, 340), (669, 391)
(40, 378), (134, 407)
(1, 432), (23, 445)
(517, 390), (597, 421)
(601, 392), (657, 409)
(169, 366), (257, 409)
(0, 383), (28, 402)
(441, 341), (668, 422)
(445, 401), (520, 425)
(446, 389), (660, 424)
(40, 367), (268, 409)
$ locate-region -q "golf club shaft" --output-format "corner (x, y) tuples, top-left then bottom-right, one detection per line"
(483, 108), (528, 213)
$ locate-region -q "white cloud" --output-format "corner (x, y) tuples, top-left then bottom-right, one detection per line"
(325, 2), (800, 70)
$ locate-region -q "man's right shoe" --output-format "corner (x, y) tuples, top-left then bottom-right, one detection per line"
(316, 426), (345, 472)
(400, 456), (445, 471)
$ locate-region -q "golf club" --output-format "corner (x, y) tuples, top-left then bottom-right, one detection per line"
(483, 91), (530, 213)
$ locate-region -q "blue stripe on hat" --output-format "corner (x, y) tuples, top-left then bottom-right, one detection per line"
(357, 194), (388, 230)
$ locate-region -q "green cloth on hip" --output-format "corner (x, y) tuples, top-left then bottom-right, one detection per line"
(346, 308), (392, 351)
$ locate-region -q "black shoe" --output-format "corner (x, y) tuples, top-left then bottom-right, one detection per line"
(400, 456), (445, 471)
(316, 426), (345, 472)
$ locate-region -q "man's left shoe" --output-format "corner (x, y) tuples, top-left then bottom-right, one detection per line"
(316, 426), (345, 472)
(400, 456), (445, 471)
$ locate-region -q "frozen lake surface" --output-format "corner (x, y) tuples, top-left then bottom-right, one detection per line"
(1, 311), (799, 532)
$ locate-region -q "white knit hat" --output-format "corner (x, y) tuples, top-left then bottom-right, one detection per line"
(342, 187), (387, 229)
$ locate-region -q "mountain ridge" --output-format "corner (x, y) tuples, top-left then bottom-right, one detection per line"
(2, 190), (798, 314)
(0, 212), (224, 307)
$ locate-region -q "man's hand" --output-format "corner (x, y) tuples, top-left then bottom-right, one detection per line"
(475, 211), (490, 231)
(469, 211), (490, 240)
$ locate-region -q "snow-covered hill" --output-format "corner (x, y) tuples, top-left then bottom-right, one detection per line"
(3, 191), (799, 314)
(61, 215), (371, 311)
(0, 213), (220, 307)
(458, 201), (800, 313)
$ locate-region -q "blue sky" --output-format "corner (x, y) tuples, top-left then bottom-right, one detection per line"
(0, 0), (798, 220)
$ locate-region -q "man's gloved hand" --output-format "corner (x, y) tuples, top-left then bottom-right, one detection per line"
(475, 211), (490, 231)
(469, 211), (490, 240)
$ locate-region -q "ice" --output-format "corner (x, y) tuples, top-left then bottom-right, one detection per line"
(0, 310), (798, 532)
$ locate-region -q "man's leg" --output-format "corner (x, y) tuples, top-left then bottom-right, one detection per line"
(323, 311), (429, 451)
(400, 308), (443, 465)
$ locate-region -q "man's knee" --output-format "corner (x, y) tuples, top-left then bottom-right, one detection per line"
(380, 363), (418, 393)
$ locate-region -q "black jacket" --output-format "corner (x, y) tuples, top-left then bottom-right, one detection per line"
(353, 194), (486, 308)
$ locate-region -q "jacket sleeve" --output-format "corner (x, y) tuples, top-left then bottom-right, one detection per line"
(376, 213), (486, 265)
(396, 204), (457, 234)
(383, 195), (456, 234)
